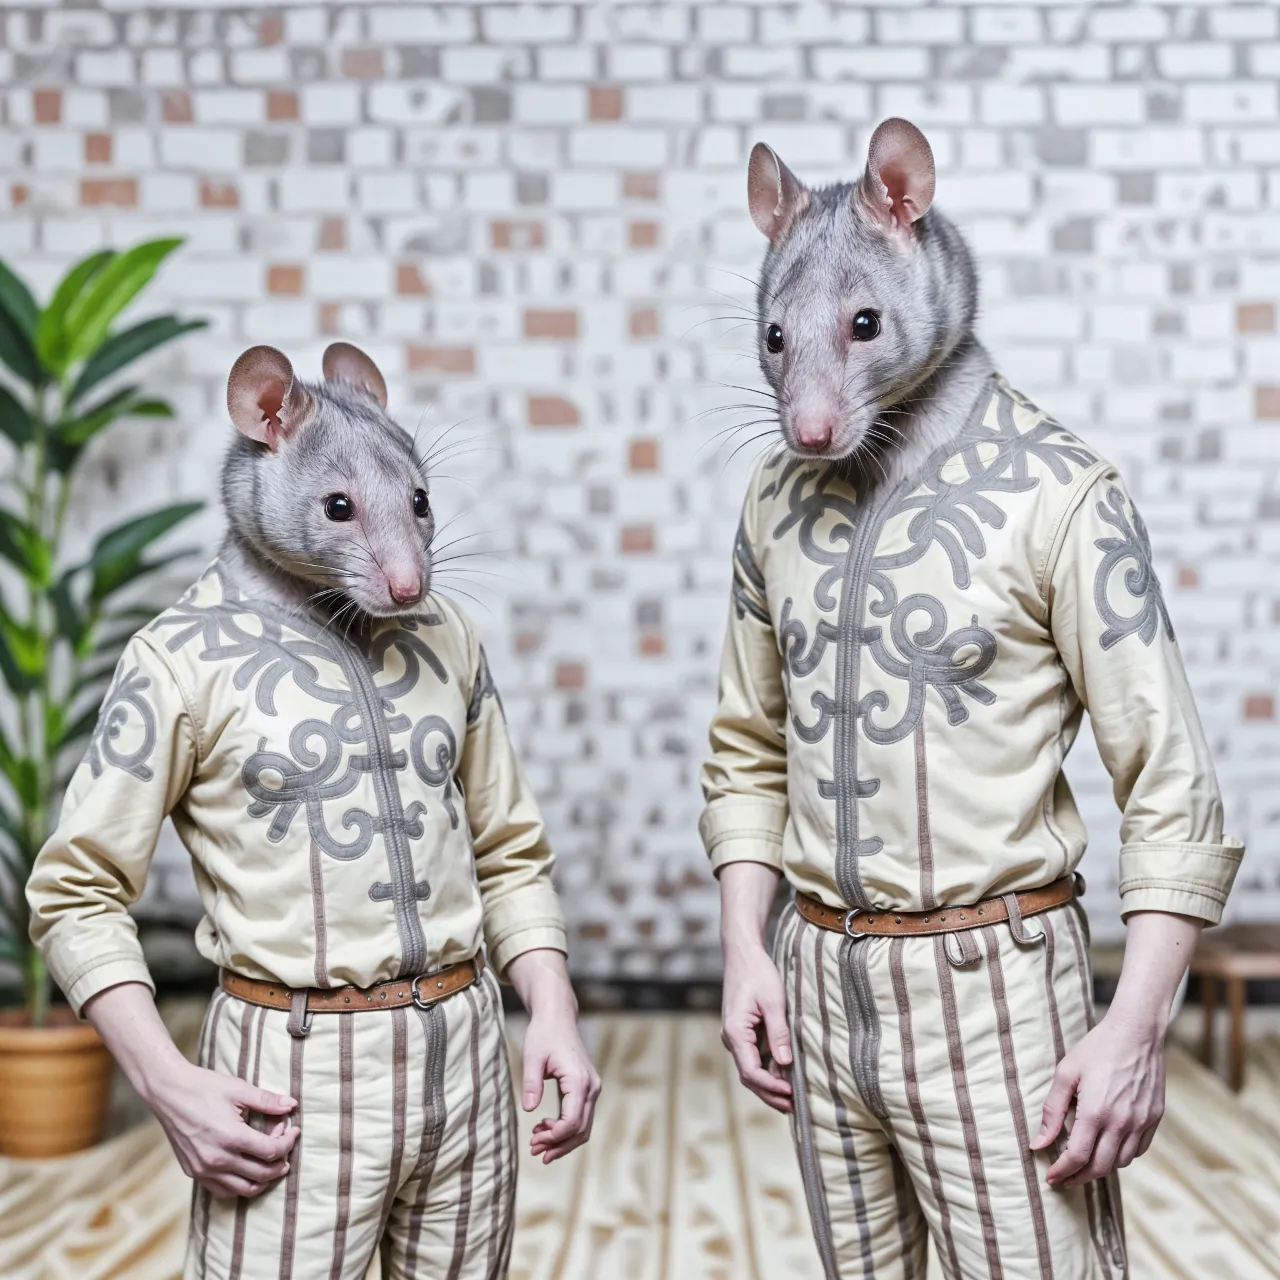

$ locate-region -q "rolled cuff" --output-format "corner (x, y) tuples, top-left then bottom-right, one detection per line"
(482, 882), (567, 976)
(1118, 837), (1245, 927)
(61, 953), (156, 1018)
(699, 796), (788, 874)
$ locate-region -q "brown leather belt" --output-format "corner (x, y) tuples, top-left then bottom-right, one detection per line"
(795, 875), (1078, 939)
(220, 955), (483, 1015)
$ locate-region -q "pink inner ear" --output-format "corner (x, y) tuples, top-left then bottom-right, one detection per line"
(862, 118), (936, 234)
(258, 378), (287, 432)
(878, 161), (919, 229)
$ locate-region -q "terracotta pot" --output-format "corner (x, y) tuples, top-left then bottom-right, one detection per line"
(0, 1006), (114, 1157)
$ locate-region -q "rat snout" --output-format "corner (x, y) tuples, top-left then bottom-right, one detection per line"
(386, 567), (423, 608)
(792, 408), (836, 451)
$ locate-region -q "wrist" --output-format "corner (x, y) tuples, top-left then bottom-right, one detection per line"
(722, 930), (770, 966)
(507, 949), (577, 1018)
(135, 1045), (193, 1108)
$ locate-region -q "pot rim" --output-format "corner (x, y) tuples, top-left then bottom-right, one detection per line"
(0, 1008), (105, 1053)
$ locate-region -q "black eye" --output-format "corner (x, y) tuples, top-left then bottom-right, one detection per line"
(852, 310), (881, 342)
(325, 493), (354, 522)
(412, 488), (430, 518)
(765, 323), (785, 354)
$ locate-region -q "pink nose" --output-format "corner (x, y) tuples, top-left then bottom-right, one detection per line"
(793, 412), (835, 450)
(387, 572), (422, 606)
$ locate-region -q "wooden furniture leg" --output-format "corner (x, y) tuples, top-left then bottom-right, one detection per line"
(1199, 975), (1216, 1068)
(1227, 976), (1246, 1092)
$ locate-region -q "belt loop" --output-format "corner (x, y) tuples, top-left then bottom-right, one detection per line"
(944, 929), (982, 967)
(287, 989), (313, 1039)
(1003, 892), (1044, 946)
(1073, 871), (1087, 898)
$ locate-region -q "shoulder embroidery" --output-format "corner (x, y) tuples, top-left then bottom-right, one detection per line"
(466, 644), (504, 725)
(1092, 485), (1174, 650)
(86, 663), (158, 782)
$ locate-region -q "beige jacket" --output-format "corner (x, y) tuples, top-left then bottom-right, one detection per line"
(28, 562), (566, 1014)
(701, 375), (1243, 924)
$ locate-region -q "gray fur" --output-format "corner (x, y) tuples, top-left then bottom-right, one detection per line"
(755, 145), (996, 488)
(220, 376), (435, 622)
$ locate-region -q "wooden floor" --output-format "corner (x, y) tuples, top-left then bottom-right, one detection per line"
(4, 1007), (1280, 1279)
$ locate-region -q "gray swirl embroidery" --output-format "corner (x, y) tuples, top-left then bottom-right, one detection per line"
(86, 664), (158, 782)
(409, 715), (460, 830)
(466, 645), (503, 725)
(1092, 485), (1174, 650)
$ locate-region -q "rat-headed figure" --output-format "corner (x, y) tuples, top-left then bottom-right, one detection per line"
(704, 119), (1243, 1279)
(28, 344), (600, 1280)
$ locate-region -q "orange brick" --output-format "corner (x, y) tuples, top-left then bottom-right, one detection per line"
(579, 922), (608, 941)
(589, 86), (623, 121)
(11, 185), (29, 208)
(628, 220), (659, 249)
(342, 49), (383, 79)
(1245, 694), (1274, 721)
(524, 309), (578, 340)
(629, 439), (659, 471)
(259, 13), (283, 45)
(623, 172), (659, 200)
(267, 265), (304, 296)
(1256, 386), (1280, 419)
(1238, 302), (1276, 334)
(267, 91), (298, 122)
(407, 345), (476, 375)
(527, 395), (580, 428)
(1177, 565), (1198, 589)
(396, 263), (429, 296)
(318, 303), (341, 336)
(491, 220), (545, 251)
(33, 90), (61, 125)
(635, 919), (655, 938)
(555, 662), (586, 690)
(621, 524), (655, 553)
(84, 133), (112, 165)
(200, 180), (239, 209)
(162, 91), (193, 123)
(629, 307), (658, 339)
(639, 631), (665, 656)
(515, 630), (542, 654)
(81, 179), (137, 207)
(318, 218), (345, 251)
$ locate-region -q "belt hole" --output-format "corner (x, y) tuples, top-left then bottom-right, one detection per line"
(923, 916), (930, 923)
(379, 992), (387, 1000)
(437, 981), (444, 988)
(978, 908), (985, 916)
(343, 996), (351, 1004)
(894, 917), (901, 924)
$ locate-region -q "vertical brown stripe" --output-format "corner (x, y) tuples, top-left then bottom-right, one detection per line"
(934, 934), (1003, 1279)
(889, 938), (959, 1279)
(1041, 914), (1066, 1063)
(446, 986), (484, 1280)
(914, 720), (936, 910)
(888, 1145), (922, 1280)
(814, 929), (875, 1269)
(982, 926), (1054, 1278)
(403, 1002), (448, 1278)
(309, 838), (329, 988)
(484, 975), (509, 1280)
(277, 1028), (306, 1280)
(228, 1003), (267, 1280)
(487, 972), (519, 1276)
(786, 913), (840, 1280)
(197, 992), (228, 1280)
(376, 1007), (409, 1242)
(328, 1014), (355, 1280)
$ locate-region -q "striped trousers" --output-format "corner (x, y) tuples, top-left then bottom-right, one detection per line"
(774, 902), (1129, 1280)
(183, 964), (517, 1280)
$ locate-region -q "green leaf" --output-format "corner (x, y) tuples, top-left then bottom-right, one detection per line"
(86, 501), (202, 603)
(0, 508), (44, 581)
(0, 598), (43, 688)
(55, 384), (139, 448)
(0, 258), (38, 343)
(0, 384), (32, 448)
(68, 315), (206, 406)
(49, 573), (86, 648)
(0, 306), (41, 386)
(63, 239), (184, 371)
(130, 398), (175, 417)
(35, 250), (114, 376)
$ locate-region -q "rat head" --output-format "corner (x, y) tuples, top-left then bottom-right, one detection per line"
(748, 117), (979, 462)
(221, 342), (434, 619)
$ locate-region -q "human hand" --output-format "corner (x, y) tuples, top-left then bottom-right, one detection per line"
(721, 942), (793, 1113)
(145, 1058), (299, 1199)
(1029, 1008), (1165, 1188)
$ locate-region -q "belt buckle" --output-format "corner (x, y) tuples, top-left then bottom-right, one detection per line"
(843, 910), (867, 940)
(411, 974), (441, 1010)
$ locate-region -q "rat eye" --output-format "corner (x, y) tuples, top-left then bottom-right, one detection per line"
(412, 488), (430, 518)
(765, 324), (785, 354)
(852, 311), (881, 342)
(325, 494), (354, 522)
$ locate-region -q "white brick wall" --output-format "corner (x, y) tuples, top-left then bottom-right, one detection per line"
(5, 1), (1280, 978)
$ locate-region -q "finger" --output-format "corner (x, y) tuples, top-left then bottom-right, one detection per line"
(216, 1152), (291, 1183)
(1047, 1113), (1100, 1185)
(1064, 1127), (1121, 1188)
(1135, 1124), (1158, 1159)
(1031, 1065), (1079, 1150)
(555, 1073), (588, 1129)
(521, 1049), (548, 1112)
(1114, 1131), (1143, 1170)
(726, 1032), (792, 1099)
(201, 1173), (268, 1200)
(236, 1124), (300, 1162)
(748, 1082), (794, 1114)
(760, 997), (793, 1068)
(231, 1082), (297, 1115)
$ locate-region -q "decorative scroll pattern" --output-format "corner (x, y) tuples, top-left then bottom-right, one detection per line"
(1092, 484), (1174, 650)
(86, 664), (158, 782)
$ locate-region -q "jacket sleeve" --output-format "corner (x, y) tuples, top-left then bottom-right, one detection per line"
(1046, 468), (1244, 924)
(26, 633), (199, 1014)
(457, 639), (567, 975)
(698, 478), (790, 874)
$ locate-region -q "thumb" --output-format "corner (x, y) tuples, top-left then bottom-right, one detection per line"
(522, 1050), (547, 1112)
(235, 1082), (297, 1115)
(762, 997), (793, 1068)
(1031, 1064), (1077, 1150)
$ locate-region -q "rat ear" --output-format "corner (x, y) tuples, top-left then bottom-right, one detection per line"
(226, 345), (312, 450)
(322, 342), (388, 409)
(748, 142), (807, 242)
(857, 117), (936, 237)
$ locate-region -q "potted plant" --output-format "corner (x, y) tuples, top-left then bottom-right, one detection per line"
(0, 239), (206, 1156)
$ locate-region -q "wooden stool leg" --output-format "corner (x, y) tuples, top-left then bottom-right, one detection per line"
(1199, 976), (1216, 1068)
(1227, 976), (1246, 1092)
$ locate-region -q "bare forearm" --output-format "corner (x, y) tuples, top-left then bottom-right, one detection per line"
(504, 947), (577, 1018)
(1106, 910), (1202, 1032)
(719, 861), (782, 958)
(82, 981), (189, 1104)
